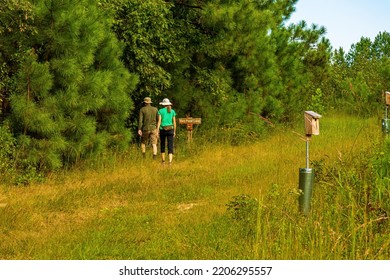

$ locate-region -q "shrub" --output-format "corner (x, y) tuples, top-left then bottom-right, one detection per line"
(0, 124), (16, 182)
(226, 194), (259, 238)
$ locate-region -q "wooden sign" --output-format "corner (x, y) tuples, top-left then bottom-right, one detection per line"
(179, 116), (202, 142)
(178, 118), (202, 125)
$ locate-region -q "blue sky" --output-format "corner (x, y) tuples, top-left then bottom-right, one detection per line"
(287, 0), (390, 51)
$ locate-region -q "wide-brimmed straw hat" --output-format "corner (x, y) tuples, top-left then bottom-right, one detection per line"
(159, 98), (172, 106)
(143, 97), (152, 103)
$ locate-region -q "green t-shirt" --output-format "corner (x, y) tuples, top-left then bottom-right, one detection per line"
(158, 107), (176, 129)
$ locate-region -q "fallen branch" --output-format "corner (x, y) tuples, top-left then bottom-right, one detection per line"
(249, 112), (275, 127)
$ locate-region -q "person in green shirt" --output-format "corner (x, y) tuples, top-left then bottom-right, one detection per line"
(138, 97), (158, 159)
(157, 98), (176, 164)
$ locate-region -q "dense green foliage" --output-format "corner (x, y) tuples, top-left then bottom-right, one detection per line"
(0, 0), (35, 117)
(1, 0), (390, 175)
(327, 33), (390, 116)
(1, 0), (137, 173)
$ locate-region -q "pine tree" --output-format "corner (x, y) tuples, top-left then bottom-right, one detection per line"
(8, 0), (137, 170)
(111, 0), (332, 136)
(327, 32), (390, 116)
(0, 0), (35, 118)
(168, 0), (309, 126)
(111, 0), (189, 130)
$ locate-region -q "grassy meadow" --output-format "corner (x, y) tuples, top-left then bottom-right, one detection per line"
(0, 113), (389, 260)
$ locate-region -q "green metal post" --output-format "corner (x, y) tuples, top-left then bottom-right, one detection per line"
(299, 168), (314, 215)
(299, 111), (321, 215)
(299, 137), (314, 215)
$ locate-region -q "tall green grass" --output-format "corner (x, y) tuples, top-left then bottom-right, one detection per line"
(0, 113), (388, 259)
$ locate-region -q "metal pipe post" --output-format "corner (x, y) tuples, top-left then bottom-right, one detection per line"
(306, 137), (310, 169)
(382, 106), (390, 134)
(299, 168), (314, 215)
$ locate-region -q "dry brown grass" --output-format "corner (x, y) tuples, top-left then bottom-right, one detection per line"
(0, 113), (386, 259)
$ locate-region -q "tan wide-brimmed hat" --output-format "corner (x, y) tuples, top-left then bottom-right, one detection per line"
(159, 98), (172, 106)
(143, 97), (152, 103)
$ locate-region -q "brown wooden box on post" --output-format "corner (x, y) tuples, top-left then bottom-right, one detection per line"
(386, 91), (390, 106)
(304, 111), (321, 136)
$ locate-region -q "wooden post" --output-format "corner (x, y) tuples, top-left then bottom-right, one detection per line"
(178, 115), (202, 143)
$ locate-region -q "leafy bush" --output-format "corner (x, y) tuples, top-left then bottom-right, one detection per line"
(226, 194), (259, 238)
(0, 123), (44, 185)
(312, 144), (389, 238)
(310, 88), (326, 114)
(0, 124), (16, 182)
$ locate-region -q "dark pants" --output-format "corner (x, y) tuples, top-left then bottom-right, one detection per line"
(160, 129), (174, 154)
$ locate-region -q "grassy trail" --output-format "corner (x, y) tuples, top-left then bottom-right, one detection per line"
(0, 114), (387, 259)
